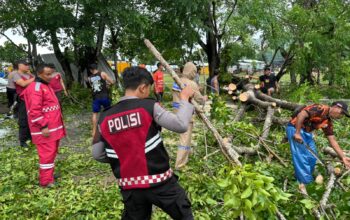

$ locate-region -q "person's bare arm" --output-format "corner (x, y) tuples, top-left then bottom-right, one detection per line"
(327, 135), (350, 169)
(293, 110), (309, 142)
(60, 77), (68, 96)
(101, 72), (115, 85)
(15, 77), (34, 87)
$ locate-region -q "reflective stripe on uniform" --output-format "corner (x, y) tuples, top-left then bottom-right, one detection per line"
(39, 163), (54, 169)
(105, 133), (162, 159)
(31, 125), (64, 136)
(31, 116), (44, 123)
(35, 82), (41, 91)
(117, 168), (173, 187)
(145, 133), (162, 153)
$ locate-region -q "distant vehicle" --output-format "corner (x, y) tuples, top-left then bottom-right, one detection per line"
(227, 59), (265, 74)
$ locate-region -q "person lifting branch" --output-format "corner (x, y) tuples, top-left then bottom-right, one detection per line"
(286, 102), (350, 194)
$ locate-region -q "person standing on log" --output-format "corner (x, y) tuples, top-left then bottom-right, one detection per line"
(92, 67), (194, 219)
(286, 102), (350, 194)
(47, 63), (68, 103)
(172, 62), (206, 170)
(152, 62), (165, 102)
(13, 60), (35, 148)
(21, 64), (66, 188)
(88, 63), (115, 137)
(259, 66), (278, 96)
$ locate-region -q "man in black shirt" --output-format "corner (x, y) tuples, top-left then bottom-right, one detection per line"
(259, 66), (278, 96)
(88, 64), (115, 137)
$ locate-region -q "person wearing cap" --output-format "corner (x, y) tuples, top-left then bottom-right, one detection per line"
(87, 63), (115, 137)
(286, 102), (350, 194)
(259, 66), (278, 96)
(13, 60), (35, 148)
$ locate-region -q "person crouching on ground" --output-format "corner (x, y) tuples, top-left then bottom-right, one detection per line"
(92, 66), (194, 219)
(172, 62), (206, 170)
(286, 102), (350, 194)
(21, 63), (66, 188)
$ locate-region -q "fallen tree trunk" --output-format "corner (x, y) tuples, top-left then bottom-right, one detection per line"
(320, 166), (336, 214)
(234, 103), (248, 122)
(254, 90), (303, 111)
(261, 106), (275, 139)
(252, 116), (289, 126)
(144, 39), (241, 166)
(239, 90), (277, 109)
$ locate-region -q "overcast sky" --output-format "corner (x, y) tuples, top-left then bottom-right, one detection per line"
(0, 29), (52, 54)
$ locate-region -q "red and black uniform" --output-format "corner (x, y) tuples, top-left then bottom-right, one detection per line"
(95, 98), (193, 220)
(22, 77), (66, 186)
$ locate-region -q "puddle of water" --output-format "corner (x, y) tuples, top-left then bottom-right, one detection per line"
(0, 128), (10, 138)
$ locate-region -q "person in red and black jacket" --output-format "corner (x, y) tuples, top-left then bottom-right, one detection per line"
(287, 102), (350, 194)
(92, 67), (194, 220)
(21, 63), (66, 187)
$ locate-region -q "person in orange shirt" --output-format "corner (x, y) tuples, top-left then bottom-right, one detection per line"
(287, 102), (350, 194)
(153, 63), (164, 102)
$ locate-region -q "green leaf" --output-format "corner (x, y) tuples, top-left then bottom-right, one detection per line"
(241, 187), (253, 199)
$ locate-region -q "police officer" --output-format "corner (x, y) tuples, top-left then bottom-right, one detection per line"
(93, 66), (194, 219)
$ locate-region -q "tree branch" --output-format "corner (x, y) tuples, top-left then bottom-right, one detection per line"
(0, 32), (27, 53)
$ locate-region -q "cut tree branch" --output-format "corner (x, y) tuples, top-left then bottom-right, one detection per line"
(144, 39), (241, 166)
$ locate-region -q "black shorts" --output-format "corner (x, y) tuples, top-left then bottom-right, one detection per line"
(121, 176), (193, 220)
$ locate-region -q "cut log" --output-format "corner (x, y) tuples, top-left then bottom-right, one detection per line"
(228, 83), (237, 91)
(261, 106), (275, 139)
(239, 90), (277, 109)
(234, 103), (248, 122)
(254, 84), (261, 90)
(232, 96), (238, 101)
(228, 90), (233, 95)
(144, 39), (242, 166)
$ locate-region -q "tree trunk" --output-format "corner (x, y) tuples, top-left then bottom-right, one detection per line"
(234, 103), (248, 122)
(290, 71), (297, 84)
(49, 29), (74, 87)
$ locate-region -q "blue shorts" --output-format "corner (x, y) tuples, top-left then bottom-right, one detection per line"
(92, 98), (111, 113)
(286, 124), (317, 184)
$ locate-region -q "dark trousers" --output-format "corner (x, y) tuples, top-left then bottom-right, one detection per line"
(155, 92), (163, 102)
(6, 87), (16, 108)
(121, 177), (193, 220)
(18, 99), (31, 144)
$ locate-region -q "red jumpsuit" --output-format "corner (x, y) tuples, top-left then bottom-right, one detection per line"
(21, 78), (66, 186)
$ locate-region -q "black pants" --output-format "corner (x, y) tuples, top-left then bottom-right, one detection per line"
(18, 99), (31, 143)
(121, 177), (193, 220)
(6, 87), (16, 108)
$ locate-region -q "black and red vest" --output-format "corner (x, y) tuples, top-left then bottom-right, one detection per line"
(98, 98), (172, 190)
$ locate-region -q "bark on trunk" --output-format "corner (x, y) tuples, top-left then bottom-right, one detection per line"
(49, 29), (74, 87)
(234, 103), (248, 122)
(239, 90), (276, 109)
(261, 106), (275, 139)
